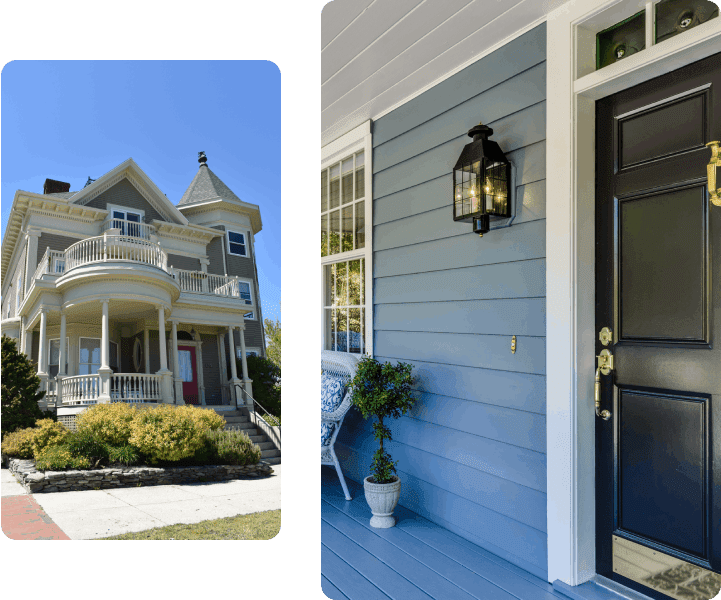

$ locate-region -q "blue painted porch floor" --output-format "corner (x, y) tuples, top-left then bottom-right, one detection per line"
(321, 469), (646, 600)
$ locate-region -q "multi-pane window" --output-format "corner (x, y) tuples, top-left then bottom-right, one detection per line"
(323, 258), (365, 353)
(227, 231), (247, 257)
(111, 209), (142, 237)
(48, 339), (69, 378)
(79, 338), (118, 374)
(321, 151), (365, 257)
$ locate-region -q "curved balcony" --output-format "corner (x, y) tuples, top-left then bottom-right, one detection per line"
(65, 235), (169, 273)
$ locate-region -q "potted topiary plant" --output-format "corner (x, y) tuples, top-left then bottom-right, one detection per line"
(349, 356), (414, 528)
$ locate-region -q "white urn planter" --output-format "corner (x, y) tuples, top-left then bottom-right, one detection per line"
(364, 475), (401, 528)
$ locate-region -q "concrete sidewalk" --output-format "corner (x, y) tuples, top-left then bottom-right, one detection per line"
(2, 464), (280, 539)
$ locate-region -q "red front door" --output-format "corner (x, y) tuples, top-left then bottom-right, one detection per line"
(178, 346), (199, 405)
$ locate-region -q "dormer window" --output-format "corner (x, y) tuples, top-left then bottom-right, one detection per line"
(227, 230), (247, 257)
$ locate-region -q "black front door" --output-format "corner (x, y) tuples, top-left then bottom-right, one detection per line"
(596, 53), (721, 600)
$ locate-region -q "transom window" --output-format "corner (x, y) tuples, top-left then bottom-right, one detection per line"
(321, 151), (365, 257)
(227, 231), (247, 257)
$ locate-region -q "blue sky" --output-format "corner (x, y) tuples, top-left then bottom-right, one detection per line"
(1, 60), (281, 323)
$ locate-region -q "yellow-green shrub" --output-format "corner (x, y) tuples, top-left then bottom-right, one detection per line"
(128, 404), (207, 463)
(76, 403), (137, 445)
(180, 405), (225, 432)
(31, 419), (70, 455)
(35, 445), (90, 471)
(1, 427), (36, 458)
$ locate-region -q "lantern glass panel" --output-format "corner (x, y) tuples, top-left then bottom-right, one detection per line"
(484, 161), (509, 216)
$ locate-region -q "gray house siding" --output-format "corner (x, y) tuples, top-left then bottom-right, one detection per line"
(85, 179), (165, 222)
(167, 254), (200, 271)
(207, 226), (226, 275)
(200, 334), (222, 402)
(335, 24), (548, 579)
(36, 234), (79, 266)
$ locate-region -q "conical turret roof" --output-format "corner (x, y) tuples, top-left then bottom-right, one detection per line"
(179, 161), (242, 206)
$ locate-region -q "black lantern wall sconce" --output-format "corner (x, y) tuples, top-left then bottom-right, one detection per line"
(453, 122), (515, 236)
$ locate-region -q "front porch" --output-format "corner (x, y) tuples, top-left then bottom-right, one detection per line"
(21, 298), (253, 414)
(321, 470), (632, 600)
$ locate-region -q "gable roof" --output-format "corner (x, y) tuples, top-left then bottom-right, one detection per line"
(179, 164), (242, 206)
(68, 158), (189, 225)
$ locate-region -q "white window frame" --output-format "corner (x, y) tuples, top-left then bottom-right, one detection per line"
(226, 229), (248, 257)
(107, 204), (144, 223)
(47, 338), (69, 374)
(545, 0), (721, 587)
(78, 337), (119, 374)
(321, 120), (373, 356)
(236, 346), (261, 359)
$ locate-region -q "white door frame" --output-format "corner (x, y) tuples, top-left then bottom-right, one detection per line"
(546, 0), (721, 586)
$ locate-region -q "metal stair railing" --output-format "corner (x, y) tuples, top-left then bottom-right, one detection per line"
(233, 382), (281, 430)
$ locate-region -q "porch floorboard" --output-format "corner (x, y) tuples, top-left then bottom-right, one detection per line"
(321, 468), (571, 600)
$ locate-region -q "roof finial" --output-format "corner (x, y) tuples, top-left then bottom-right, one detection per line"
(198, 151), (208, 167)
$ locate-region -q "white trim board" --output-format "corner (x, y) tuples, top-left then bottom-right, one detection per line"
(545, 0), (721, 587)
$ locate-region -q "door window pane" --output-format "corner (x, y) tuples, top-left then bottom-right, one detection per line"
(321, 214), (328, 257)
(329, 210), (340, 255)
(178, 350), (193, 382)
(329, 164), (340, 210)
(321, 170), (328, 212)
(355, 201), (365, 249)
(342, 205), (353, 252)
(342, 158), (354, 205)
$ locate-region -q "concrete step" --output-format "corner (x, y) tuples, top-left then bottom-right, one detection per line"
(224, 427), (260, 437)
(224, 421), (254, 429)
(264, 456), (281, 465)
(256, 441), (276, 450)
(224, 416), (250, 424)
(261, 448), (281, 458)
(248, 435), (266, 443)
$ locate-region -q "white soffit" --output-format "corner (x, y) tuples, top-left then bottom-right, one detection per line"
(321, 0), (571, 146)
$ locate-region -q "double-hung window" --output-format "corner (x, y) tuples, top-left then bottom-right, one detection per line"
(321, 121), (372, 355)
(227, 231), (247, 257)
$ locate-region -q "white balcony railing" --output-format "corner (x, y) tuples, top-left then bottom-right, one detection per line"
(33, 248), (67, 279)
(101, 218), (155, 239)
(110, 374), (162, 403)
(65, 235), (169, 272)
(61, 374), (100, 405)
(173, 269), (253, 303)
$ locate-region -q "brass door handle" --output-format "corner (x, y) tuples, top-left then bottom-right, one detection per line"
(595, 349), (613, 420)
(706, 141), (721, 206)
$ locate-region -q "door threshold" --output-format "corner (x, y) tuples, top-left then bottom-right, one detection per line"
(553, 576), (655, 600)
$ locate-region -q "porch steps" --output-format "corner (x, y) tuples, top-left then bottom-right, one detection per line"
(218, 410), (280, 465)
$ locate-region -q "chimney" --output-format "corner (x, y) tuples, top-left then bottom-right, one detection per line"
(43, 179), (71, 195)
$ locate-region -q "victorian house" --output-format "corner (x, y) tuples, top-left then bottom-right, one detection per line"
(1, 153), (266, 429)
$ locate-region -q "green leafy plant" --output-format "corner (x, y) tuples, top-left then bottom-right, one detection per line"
(1, 335), (45, 438)
(349, 357), (414, 484)
(264, 317), (281, 370)
(35, 445), (90, 471)
(237, 355), (280, 419)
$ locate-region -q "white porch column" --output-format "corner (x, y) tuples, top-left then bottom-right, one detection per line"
(144, 327), (150, 374)
(98, 299), (112, 402)
(156, 306), (173, 403)
(37, 309), (49, 394)
(56, 312), (67, 408)
(227, 326), (242, 405)
(171, 321), (183, 404)
(238, 325), (253, 405)
(19, 316), (26, 354)
(199, 258), (209, 293)
(24, 230), (41, 294)
(218, 331), (229, 404)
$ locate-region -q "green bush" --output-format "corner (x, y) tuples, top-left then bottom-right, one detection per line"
(237, 355), (281, 418)
(1, 427), (36, 458)
(76, 403), (136, 446)
(1, 335), (45, 438)
(35, 445), (90, 471)
(129, 404), (208, 463)
(107, 444), (139, 466)
(65, 429), (109, 465)
(31, 419), (70, 455)
(200, 430), (261, 465)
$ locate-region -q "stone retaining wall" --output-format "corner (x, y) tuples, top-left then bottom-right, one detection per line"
(8, 458), (274, 493)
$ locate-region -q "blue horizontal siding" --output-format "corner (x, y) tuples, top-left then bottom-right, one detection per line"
(336, 22), (547, 578)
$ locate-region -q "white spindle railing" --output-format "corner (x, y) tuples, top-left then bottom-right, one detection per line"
(64, 235), (168, 272)
(174, 269), (208, 293)
(173, 270), (253, 303)
(33, 249), (67, 280)
(61, 374), (100, 405)
(101, 219), (155, 239)
(110, 374), (162, 403)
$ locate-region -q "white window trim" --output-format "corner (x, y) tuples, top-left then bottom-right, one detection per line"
(236, 346), (261, 359)
(545, 0), (721, 587)
(321, 120), (373, 357)
(107, 204), (145, 221)
(234, 277), (255, 311)
(47, 338), (70, 367)
(226, 229), (249, 257)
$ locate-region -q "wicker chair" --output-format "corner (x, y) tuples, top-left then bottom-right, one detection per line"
(321, 350), (359, 501)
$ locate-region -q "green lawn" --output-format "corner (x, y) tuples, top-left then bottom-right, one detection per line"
(99, 509), (280, 540)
